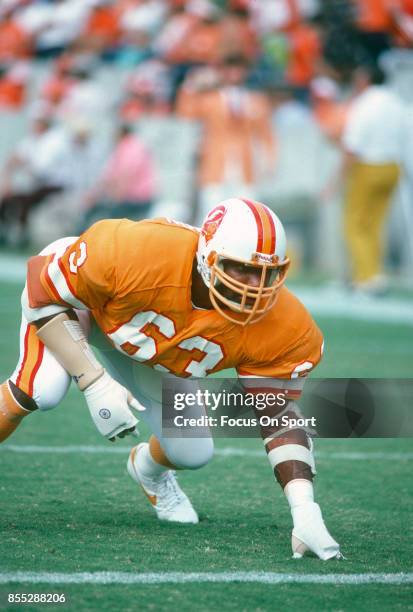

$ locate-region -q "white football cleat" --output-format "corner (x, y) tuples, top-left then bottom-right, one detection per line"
(127, 444), (199, 524)
(291, 502), (342, 560)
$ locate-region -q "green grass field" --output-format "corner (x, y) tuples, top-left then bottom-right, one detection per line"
(0, 281), (412, 611)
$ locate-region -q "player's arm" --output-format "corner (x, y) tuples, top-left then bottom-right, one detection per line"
(31, 310), (143, 441)
(237, 328), (340, 559)
(238, 375), (316, 490)
(23, 224), (144, 441)
(237, 322), (323, 490)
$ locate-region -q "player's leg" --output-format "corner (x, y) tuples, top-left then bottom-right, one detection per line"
(363, 163), (400, 281)
(89, 328), (212, 522)
(127, 375), (214, 523)
(344, 162), (371, 283)
(0, 316), (72, 442)
(1, 236), (84, 442)
(126, 378), (213, 523)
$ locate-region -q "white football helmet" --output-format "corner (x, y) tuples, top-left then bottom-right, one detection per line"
(196, 198), (290, 325)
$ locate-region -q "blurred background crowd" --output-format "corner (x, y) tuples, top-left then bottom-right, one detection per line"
(0, 0), (413, 293)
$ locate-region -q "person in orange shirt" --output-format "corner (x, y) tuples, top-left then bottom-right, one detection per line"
(352, 0), (410, 60)
(0, 4), (32, 63)
(285, 22), (322, 89)
(390, 0), (413, 46)
(0, 198), (340, 560)
(39, 54), (77, 109)
(354, 0), (399, 32)
(177, 55), (276, 225)
(74, 0), (121, 58)
(0, 62), (29, 110)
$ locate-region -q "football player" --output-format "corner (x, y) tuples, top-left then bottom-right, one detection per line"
(0, 198), (341, 560)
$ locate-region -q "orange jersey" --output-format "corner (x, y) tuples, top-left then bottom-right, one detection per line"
(27, 219), (323, 383)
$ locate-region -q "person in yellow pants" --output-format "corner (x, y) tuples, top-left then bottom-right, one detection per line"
(341, 64), (405, 293)
(344, 160), (400, 287)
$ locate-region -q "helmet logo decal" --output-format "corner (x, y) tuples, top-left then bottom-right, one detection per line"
(201, 205), (227, 244)
(252, 252), (278, 264)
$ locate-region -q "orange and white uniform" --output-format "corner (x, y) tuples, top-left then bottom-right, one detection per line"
(4, 212), (341, 559)
(10, 216), (322, 467)
(24, 218), (322, 381)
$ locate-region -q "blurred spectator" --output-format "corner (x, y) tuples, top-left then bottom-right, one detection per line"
(285, 20), (323, 92)
(177, 55), (275, 225)
(249, 2), (323, 93)
(16, 0), (91, 58)
(215, 4), (258, 62)
(59, 118), (108, 195)
(352, 0), (413, 61)
(82, 124), (157, 229)
(155, 0), (224, 98)
(394, 0), (413, 45)
(249, 0), (301, 35)
(117, 0), (168, 65)
(0, 62), (30, 110)
(310, 76), (350, 142)
(120, 0), (168, 36)
(297, 0), (320, 20)
(120, 59), (171, 121)
(39, 54), (78, 110)
(341, 64), (406, 292)
(0, 4), (33, 62)
(74, 0), (121, 59)
(322, 1), (363, 80)
(154, 0), (196, 63)
(55, 56), (112, 124)
(0, 113), (106, 245)
(171, 0), (223, 65)
(0, 112), (65, 245)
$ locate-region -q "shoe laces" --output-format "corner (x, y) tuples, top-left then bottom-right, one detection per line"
(156, 471), (185, 511)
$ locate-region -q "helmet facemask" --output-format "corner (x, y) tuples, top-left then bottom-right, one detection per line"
(196, 198), (290, 326)
(207, 251), (290, 326)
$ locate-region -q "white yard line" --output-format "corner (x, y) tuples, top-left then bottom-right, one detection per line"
(0, 444), (412, 461)
(0, 571), (412, 585)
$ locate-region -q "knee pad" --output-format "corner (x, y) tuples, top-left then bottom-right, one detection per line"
(163, 436), (214, 470)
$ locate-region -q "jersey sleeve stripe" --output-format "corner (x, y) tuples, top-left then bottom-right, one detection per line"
(43, 257), (68, 305)
(46, 255), (88, 310)
(57, 257), (85, 307)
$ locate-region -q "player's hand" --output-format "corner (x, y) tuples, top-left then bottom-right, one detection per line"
(83, 370), (145, 441)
